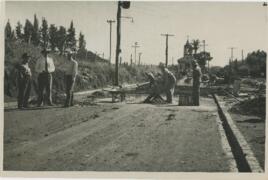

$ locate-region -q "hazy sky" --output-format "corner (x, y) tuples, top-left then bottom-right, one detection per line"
(5, 1), (268, 67)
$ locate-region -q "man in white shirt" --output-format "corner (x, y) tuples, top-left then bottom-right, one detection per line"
(35, 48), (55, 106)
(64, 49), (78, 107)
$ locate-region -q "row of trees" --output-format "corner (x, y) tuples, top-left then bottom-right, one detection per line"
(210, 50), (266, 84)
(5, 14), (87, 55)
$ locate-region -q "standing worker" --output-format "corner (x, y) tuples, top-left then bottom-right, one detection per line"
(35, 48), (55, 106)
(192, 60), (202, 106)
(63, 49), (78, 107)
(160, 66), (176, 103)
(17, 53), (32, 109)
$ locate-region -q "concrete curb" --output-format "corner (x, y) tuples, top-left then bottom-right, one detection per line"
(213, 94), (264, 172)
(214, 112), (238, 172)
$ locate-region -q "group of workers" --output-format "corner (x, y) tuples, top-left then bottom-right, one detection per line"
(16, 49), (201, 109)
(145, 60), (201, 106)
(17, 48), (78, 109)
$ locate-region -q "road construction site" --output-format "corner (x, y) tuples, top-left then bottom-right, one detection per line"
(3, 82), (265, 172)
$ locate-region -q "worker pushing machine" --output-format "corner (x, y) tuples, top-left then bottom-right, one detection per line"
(144, 66), (176, 104)
(143, 72), (163, 103)
(192, 60), (202, 106)
(160, 66), (176, 103)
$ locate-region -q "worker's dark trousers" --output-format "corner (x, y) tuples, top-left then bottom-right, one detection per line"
(17, 76), (31, 108)
(37, 72), (53, 106)
(65, 75), (75, 107)
(192, 86), (200, 106)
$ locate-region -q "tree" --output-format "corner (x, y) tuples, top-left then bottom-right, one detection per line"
(246, 50), (267, 77)
(5, 20), (12, 39)
(192, 39), (200, 55)
(24, 19), (34, 43)
(78, 32), (86, 50)
(15, 21), (23, 39)
(194, 51), (213, 66)
(66, 20), (76, 50)
(56, 26), (67, 54)
(49, 24), (58, 51)
(77, 32), (87, 59)
(32, 14), (40, 45)
(40, 17), (49, 48)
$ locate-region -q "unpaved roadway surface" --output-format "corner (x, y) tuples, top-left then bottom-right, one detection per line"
(4, 96), (233, 171)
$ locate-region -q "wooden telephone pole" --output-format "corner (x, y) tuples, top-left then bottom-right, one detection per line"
(161, 33), (174, 67)
(115, 1), (130, 86)
(132, 42), (140, 64)
(107, 20), (115, 63)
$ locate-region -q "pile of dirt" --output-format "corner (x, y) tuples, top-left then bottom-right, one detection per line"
(230, 96), (266, 118)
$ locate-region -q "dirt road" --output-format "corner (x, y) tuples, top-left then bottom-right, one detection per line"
(4, 96), (234, 171)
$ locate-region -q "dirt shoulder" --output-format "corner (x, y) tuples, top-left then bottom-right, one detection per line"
(218, 95), (265, 169)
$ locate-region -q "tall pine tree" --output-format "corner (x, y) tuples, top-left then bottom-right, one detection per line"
(66, 20), (76, 50)
(77, 32), (87, 59)
(24, 19), (34, 43)
(40, 17), (49, 48)
(78, 32), (86, 50)
(56, 26), (67, 55)
(5, 20), (12, 39)
(32, 14), (40, 45)
(16, 21), (23, 39)
(49, 24), (58, 51)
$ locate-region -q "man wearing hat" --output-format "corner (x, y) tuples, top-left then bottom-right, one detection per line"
(63, 49), (78, 107)
(192, 60), (202, 106)
(160, 65), (176, 103)
(35, 48), (55, 106)
(17, 53), (32, 109)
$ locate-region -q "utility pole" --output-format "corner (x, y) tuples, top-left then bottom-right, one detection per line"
(120, 56), (122, 65)
(228, 47), (237, 62)
(130, 54), (133, 66)
(132, 42), (140, 65)
(241, 49), (244, 63)
(138, 52), (142, 65)
(201, 40), (208, 53)
(200, 40), (209, 72)
(107, 20), (115, 63)
(115, 1), (130, 86)
(161, 33), (174, 67)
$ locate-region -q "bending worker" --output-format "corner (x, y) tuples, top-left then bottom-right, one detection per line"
(35, 48), (55, 106)
(63, 49), (78, 107)
(160, 66), (176, 103)
(192, 60), (202, 106)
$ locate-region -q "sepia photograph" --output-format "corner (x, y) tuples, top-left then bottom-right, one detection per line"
(1, 0), (267, 176)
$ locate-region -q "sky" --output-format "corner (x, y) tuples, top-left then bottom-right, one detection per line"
(5, 1), (268, 67)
